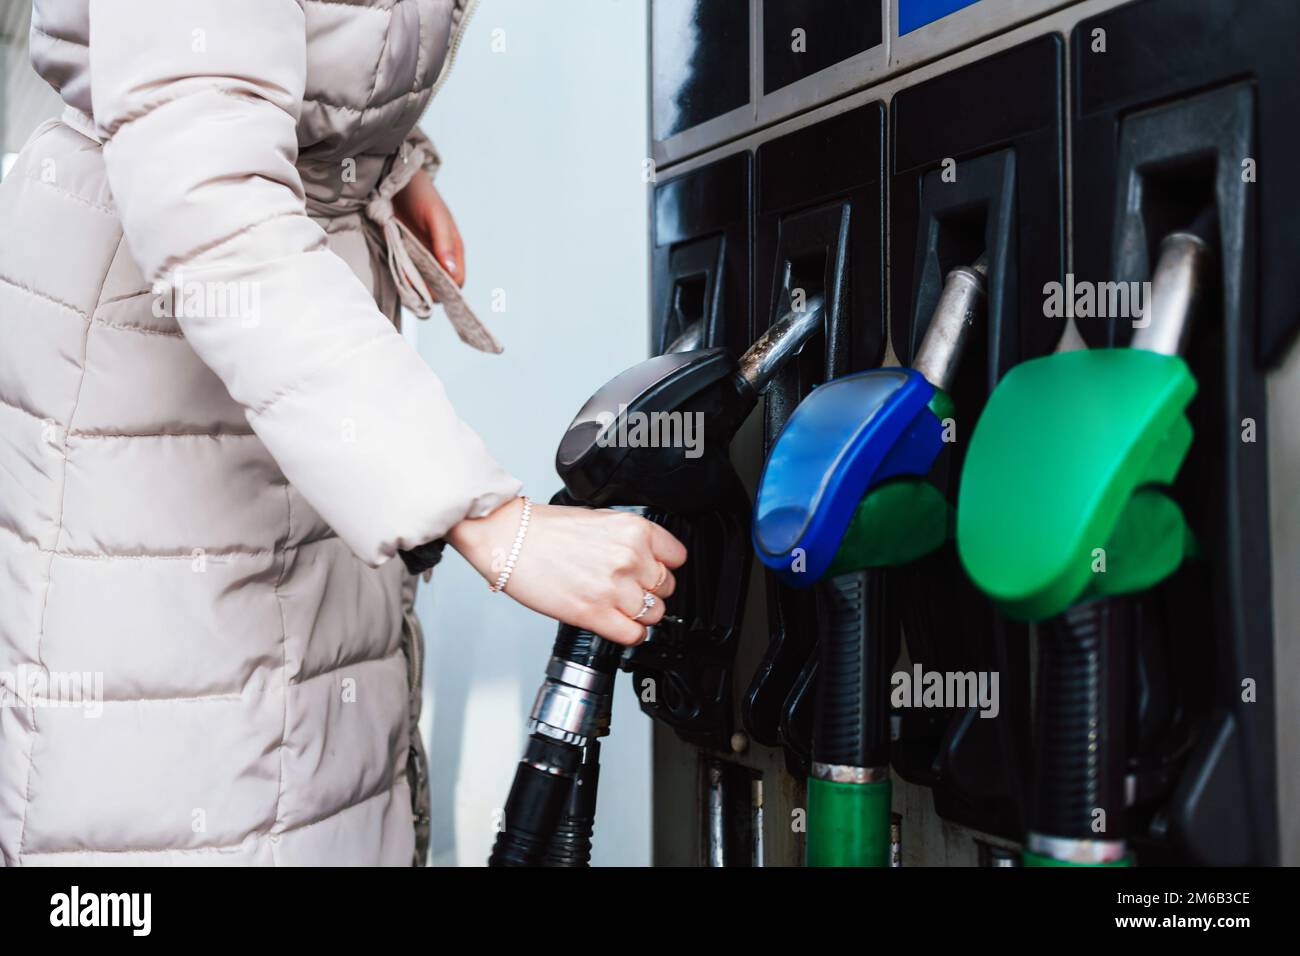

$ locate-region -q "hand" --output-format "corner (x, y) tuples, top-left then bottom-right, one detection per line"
(393, 168), (465, 287)
(448, 499), (688, 646)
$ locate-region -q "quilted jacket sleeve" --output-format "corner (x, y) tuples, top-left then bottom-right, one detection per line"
(87, 0), (521, 566)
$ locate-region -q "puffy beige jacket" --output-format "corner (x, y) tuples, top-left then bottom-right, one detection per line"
(0, 0), (520, 865)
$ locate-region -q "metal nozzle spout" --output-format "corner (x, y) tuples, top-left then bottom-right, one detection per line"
(666, 318), (706, 354)
(912, 255), (988, 394)
(1130, 210), (1218, 358)
(738, 292), (827, 394)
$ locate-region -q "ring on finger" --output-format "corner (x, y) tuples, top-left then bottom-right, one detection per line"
(631, 591), (657, 622)
(649, 563), (668, 594)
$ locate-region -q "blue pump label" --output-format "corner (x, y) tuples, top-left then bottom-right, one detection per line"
(899, 0), (983, 35)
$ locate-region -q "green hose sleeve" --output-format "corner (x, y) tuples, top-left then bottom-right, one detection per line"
(1022, 850), (1132, 867)
(806, 776), (892, 867)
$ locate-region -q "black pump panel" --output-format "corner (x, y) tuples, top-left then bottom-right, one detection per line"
(754, 102), (886, 382)
(888, 36), (1066, 840)
(652, 152), (752, 360)
(645, 156), (756, 751)
(1072, 0), (1300, 367)
(762, 0), (884, 94)
(651, 0), (750, 141)
(902, 150), (1016, 388)
(891, 33), (1065, 380)
(742, 104), (886, 771)
(1073, 0), (1285, 865)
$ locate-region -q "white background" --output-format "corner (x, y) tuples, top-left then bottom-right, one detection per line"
(410, 0), (653, 867)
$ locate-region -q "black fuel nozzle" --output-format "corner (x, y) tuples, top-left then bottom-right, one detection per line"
(491, 294), (830, 867)
(555, 295), (826, 513)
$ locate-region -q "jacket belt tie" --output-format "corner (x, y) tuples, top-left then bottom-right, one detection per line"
(364, 130), (503, 354)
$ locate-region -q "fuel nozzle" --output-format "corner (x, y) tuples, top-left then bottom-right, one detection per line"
(495, 284), (834, 867)
(956, 213), (1215, 868)
(752, 255), (990, 587)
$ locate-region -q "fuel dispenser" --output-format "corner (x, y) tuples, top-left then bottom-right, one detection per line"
(753, 259), (987, 866)
(635, 0), (1297, 867)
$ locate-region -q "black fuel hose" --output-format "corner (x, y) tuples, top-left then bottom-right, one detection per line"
(541, 740), (603, 866)
(813, 569), (892, 770)
(488, 624), (619, 867)
(1031, 598), (1130, 843)
(541, 625), (620, 866)
(489, 735), (582, 867)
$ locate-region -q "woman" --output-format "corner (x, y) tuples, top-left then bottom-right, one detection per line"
(0, 0), (685, 865)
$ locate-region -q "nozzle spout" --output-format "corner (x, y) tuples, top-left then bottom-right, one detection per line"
(912, 255), (988, 393)
(666, 318), (706, 354)
(738, 292), (827, 394)
(1130, 209), (1218, 358)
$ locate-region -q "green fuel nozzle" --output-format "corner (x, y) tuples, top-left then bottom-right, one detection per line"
(957, 209), (1218, 867)
(957, 212), (1215, 620)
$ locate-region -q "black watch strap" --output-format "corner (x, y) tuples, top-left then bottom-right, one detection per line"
(399, 538), (448, 575)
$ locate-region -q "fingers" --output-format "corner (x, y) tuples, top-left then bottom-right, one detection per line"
(588, 580), (663, 646)
(452, 229), (465, 287)
(587, 608), (646, 647)
(430, 197), (465, 287)
(603, 513), (666, 595)
(616, 579), (665, 628)
(613, 512), (686, 581)
(574, 515), (677, 646)
(647, 522), (688, 569)
(392, 170), (465, 286)
(496, 504), (687, 649)
(646, 563), (676, 599)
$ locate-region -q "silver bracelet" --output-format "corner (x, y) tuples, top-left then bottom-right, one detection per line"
(489, 496), (532, 593)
